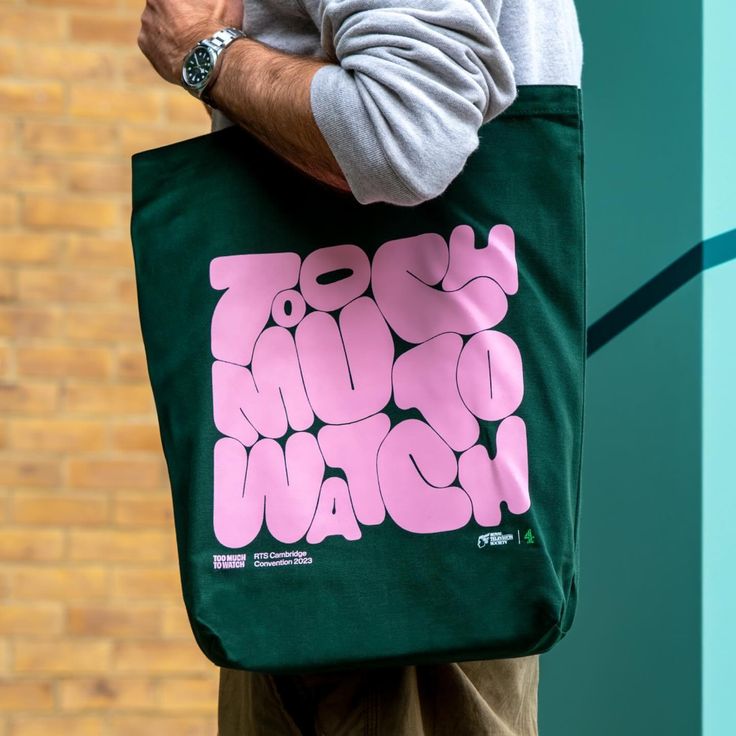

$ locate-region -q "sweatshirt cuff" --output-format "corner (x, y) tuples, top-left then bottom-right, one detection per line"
(310, 64), (424, 207)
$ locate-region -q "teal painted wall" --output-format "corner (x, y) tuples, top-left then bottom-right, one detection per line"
(539, 2), (703, 734)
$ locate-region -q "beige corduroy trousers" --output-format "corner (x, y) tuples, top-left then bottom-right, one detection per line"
(218, 655), (539, 736)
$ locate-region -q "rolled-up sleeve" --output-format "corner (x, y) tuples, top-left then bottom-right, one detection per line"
(309, 0), (516, 206)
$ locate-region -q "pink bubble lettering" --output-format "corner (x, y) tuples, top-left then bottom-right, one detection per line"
(317, 413), (390, 525)
(271, 289), (306, 328)
(377, 419), (473, 534)
(295, 297), (393, 424)
(213, 433), (324, 548)
(306, 477), (362, 544)
(393, 333), (479, 452)
(213, 327), (313, 442)
(371, 230), (509, 344)
(443, 223), (518, 294)
(299, 244), (371, 312)
(457, 330), (524, 421)
(458, 416), (530, 526)
(210, 224), (531, 548)
(211, 252), (300, 366)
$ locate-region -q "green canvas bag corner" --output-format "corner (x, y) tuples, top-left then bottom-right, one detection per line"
(130, 84), (586, 674)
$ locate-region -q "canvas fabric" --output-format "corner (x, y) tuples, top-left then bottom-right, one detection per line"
(130, 83), (586, 675)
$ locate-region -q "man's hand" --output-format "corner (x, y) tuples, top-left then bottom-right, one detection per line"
(138, 0), (243, 85)
(137, 0), (350, 195)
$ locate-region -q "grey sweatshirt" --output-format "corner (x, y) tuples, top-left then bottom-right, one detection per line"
(213, 0), (583, 206)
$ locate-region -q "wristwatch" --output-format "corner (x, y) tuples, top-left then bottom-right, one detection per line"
(181, 27), (247, 106)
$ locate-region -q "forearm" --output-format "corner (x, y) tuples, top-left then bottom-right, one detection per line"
(137, 0), (516, 207)
(208, 38), (350, 193)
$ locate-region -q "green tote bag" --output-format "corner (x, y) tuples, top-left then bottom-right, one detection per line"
(130, 84), (586, 674)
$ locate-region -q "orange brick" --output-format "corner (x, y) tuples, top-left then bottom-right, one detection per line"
(69, 13), (139, 45)
(67, 604), (160, 637)
(0, 306), (63, 339)
(0, 456), (60, 488)
(68, 529), (173, 563)
(0, 561), (9, 595)
(164, 93), (210, 126)
(12, 492), (109, 525)
(0, 422), (9, 452)
(10, 566), (108, 600)
(67, 458), (162, 490)
(120, 52), (166, 86)
(110, 423), (161, 452)
(14, 639), (113, 675)
(0, 489), (9, 522)
(0, 158), (63, 193)
(0, 81), (63, 115)
(68, 161), (130, 194)
(0, 234), (59, 264)
(0, 639), (9, 676)
(0, 566), (6, 602)
(65, 309), (141, 342)
(17, 269), (123, 303)
(116, 348), (148, 382)
(8, 418), (106, 451)
(113, 640), (207, 674)
(16, 346), (112, 381)
(0, 43), (18, 76)
(0, 529), (65, 561)
(28, 0), (111, 8)
(23, 195), (120, 231)
(63, 383), (152, 415)
(0, 344), (10, 378)
(0, 8), (66, 44)
(111, 567), (180, 600)
(0, 382), (60, 415)
(0, 603), (63, 635)
(8, 716), (103, 736)
(120, 126), (204, 157)
(65, 236), (133, 269)
(16, 271), (66, 301)
(0, 118), (15, 150)
(22, 122), (118, 157)
(161, 606), (193, 639)
(0, 5), (231, 720)
(0, 270), (16, 302)
(69, 87), (160, 125)
(116, 274), (138, 304)
(58, 677), (156, 711)
(0, 194), (19, 226)
(0, 680), (54, 711)
(118, 0), (154, 10)
(113, 493), (172, 527)
(109, 715), (210, 736)
(112, 346), (148, 382)
(22, 46), (115, 82)
(157, 677), (218, 713)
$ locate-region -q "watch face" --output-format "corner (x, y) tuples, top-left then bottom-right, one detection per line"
(184, 46), (214, 87)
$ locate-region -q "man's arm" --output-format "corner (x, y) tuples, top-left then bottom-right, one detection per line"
(137, 0), (350, 192)
(208, 42), (352, 193)
(138, 0), (517, 207)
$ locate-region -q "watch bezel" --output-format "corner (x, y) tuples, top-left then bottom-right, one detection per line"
(181, 43), (217, 93)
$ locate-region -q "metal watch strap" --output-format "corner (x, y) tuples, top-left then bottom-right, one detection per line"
(189, 27), (246, 106)
(203, 27), (245, 53)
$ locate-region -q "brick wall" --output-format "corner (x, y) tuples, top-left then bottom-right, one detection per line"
(0, 1), (219, 734)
